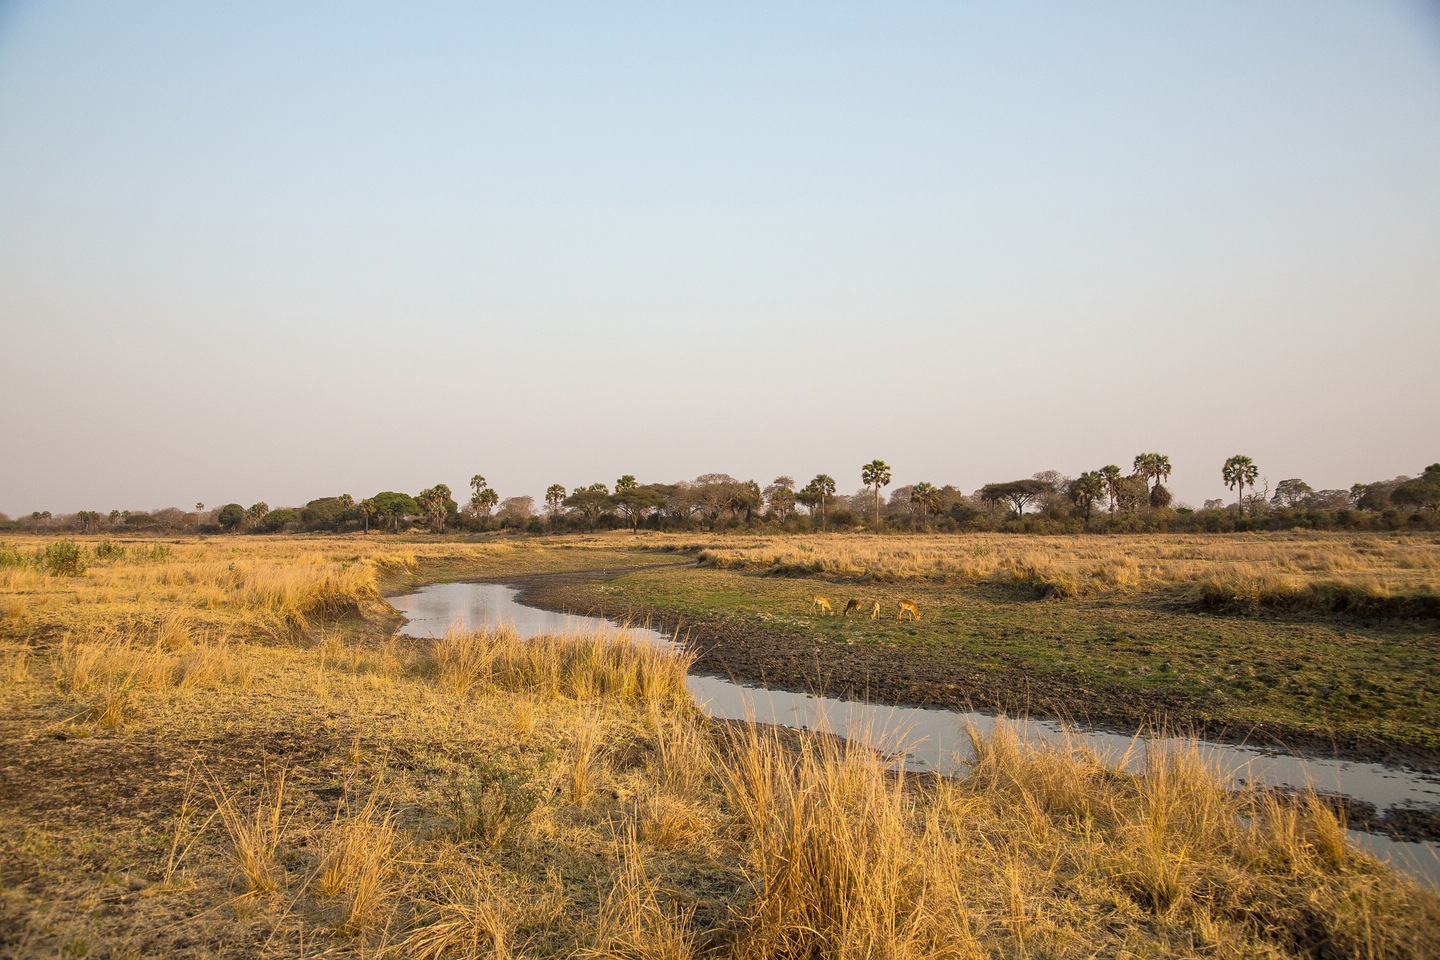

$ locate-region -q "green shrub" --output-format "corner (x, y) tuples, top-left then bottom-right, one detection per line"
(94, 540), (126, 560)
(0, 541), (28, 568)
(38, 540), (87, 576)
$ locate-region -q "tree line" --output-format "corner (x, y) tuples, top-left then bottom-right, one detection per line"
(4, 458), (1438, 537)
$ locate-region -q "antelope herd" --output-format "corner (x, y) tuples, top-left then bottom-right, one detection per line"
(811, 596), (921, 621)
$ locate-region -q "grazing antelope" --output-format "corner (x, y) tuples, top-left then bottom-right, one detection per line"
(811, 595), (835, 616)
(897, 599), (921, 622)
(844, 598), (884, 619)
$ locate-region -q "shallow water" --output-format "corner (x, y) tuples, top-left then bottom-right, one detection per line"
(390, 580), (1440, 887)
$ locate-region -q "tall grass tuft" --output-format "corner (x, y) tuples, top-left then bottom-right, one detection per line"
(581, 830), (696, 960)
(398, 867), (513, 960)
(210, 768), (289, 896)
(314, 787), (399, 931)
(567, 716), (603, 805)
(425, 626), (693, 706)
(722, 721), (978, 960)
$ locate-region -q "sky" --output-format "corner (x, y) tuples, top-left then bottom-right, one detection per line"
(2, 2), (1438, 515)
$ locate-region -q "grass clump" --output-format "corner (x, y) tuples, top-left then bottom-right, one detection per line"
(209, 767), (290, 896)
(583, 831), (697, 960)
(1193, 565), (1440, 619)
(314, 787), (400, 931)
(427, 625), (693, 706)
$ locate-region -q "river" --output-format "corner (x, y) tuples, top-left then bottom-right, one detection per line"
(389, 580), (1440, 887)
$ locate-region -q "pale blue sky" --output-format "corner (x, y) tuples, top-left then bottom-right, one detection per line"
(2, 2), (1438, 514)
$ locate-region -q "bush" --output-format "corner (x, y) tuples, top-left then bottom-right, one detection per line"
(94, 540), (126, 560)
(445, 759), (546, 847)
(38, 540), (86, 576)
(217, 503), (246, 531)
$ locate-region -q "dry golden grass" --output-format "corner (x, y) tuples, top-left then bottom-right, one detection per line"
(691, 531), (1440, 607)
(582, 829), (698, 960)
(719, 718), (1440, 959)
(427, 624), (693, 706)
(313, 787), (400, 932)
(398, 865), (521, 960)
(2, 533), (1438, 959)
(209, 767), (290, 896)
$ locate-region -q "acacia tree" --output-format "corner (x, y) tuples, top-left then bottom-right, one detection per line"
(613, 476), (667, 531)
(861, 460), (892, 530)
(1392, 465), (1440, 512)
(979, 479), (1046, 519)
(1222, 455), (1260, 516)
(764, 476), (797, 523)
(370, 491), (419, 532)
(1132, 453), (1172, 495)
(1271, 479), (1314, 509)
(565, 484), (612, 530)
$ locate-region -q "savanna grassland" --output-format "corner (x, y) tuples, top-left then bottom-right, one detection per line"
(1, 532), (1438, 959)
(535, 532), (1440, 763)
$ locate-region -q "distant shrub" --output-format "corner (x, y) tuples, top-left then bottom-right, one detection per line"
(94, 540), (126, 560)
(38, 540), (87, 576)
(0, 541), (28, 568)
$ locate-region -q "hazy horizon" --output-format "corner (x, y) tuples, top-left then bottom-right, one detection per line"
(3, 3), (1438, 517)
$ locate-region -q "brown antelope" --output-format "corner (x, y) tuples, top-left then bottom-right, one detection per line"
(844, 598), (883, 619)
(897, 599), (921, 622)
(811, 595), (834, 616)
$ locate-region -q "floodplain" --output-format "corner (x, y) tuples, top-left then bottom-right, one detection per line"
(1, 532), (1438, 958)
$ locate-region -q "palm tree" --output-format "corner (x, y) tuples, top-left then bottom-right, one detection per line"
(911, 481), (941, 529)
(1098, 465), (1124, 516)
(861, 460), (892, 530)
(475, 487), (499, 516)
(1222, 455), (1259, 516)
(545, 484), (567, 516)
(418, 484), (453, 532)
(804, 474), (836, 531)
(358, 499), (376, 533)
(1132, 453), (1172, 495)
(1068, 472), (1106, 525)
